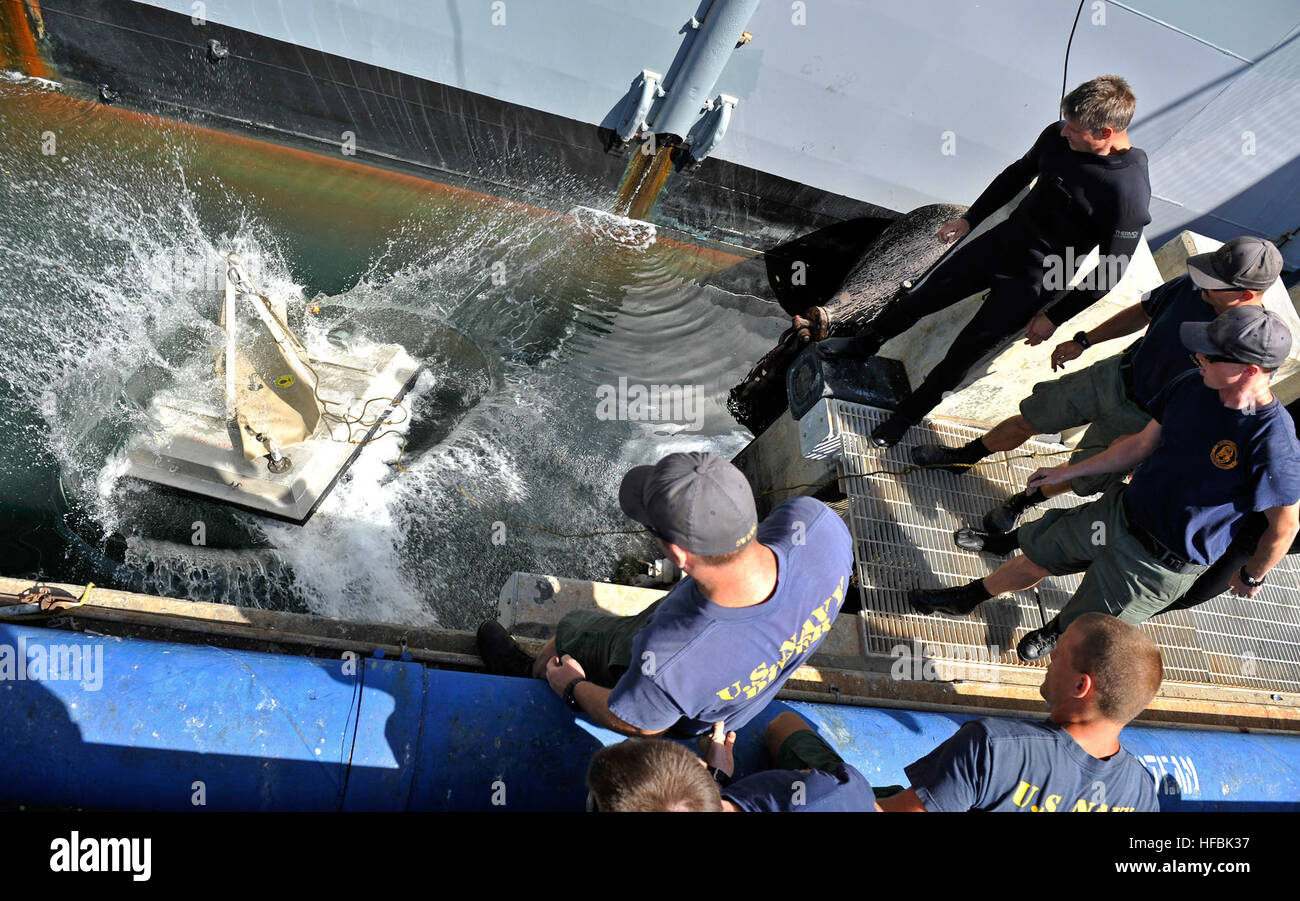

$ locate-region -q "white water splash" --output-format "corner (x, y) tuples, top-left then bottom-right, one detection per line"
(1, 70), (61, 91)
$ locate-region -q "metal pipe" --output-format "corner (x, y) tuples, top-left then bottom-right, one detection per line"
(651, 0), (759, 141)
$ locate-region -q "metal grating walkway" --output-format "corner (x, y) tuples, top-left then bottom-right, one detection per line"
(806, 398), (1300, 693)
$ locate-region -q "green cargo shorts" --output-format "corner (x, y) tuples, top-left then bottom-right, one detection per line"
(1017, 487), (1201, 630)
(553, 599), (664, 688)
(1018, 355), (1152, 496)
(775, 728), (845, 773)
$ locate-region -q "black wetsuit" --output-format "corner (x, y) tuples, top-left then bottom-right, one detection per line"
(1161, 398), (1300, 612)
(872, 121), (1152, 423)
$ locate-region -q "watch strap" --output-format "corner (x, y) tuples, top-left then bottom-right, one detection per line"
(1239, 566), (1265, 587)
(1073, 331), (1091, 349)
(563, 677), (588, 711)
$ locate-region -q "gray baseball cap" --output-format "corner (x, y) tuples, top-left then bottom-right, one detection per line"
(1186, 236), (1283, 291)
(618, 452), (758, 556)
(1181, 305), (1293, 369)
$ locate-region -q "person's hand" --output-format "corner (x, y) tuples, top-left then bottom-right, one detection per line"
(1228, 570), (1262, 599)
(935, 218), (970, 244)
(1023, 313), (1057, 346)
(546, 654), (587, 696)
(698, 722), (737, 779)
(1051, 339), (1085, 371)
(1026, 465), (1071, 492)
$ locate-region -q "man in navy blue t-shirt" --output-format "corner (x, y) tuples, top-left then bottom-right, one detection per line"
(879, 614), (1160, 812)
(908, 236), (1281, 534)
(910, 306), (1300, 660)
(1161, 395), (1300, 612)
(584, 713), (879, 812)
(477, 452), (854, 737)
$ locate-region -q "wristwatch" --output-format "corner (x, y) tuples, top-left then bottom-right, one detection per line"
(1073, 331), (1092, 349)
(1239, 566), (1265, 588)
(707, 766), (733, 788)
(563, 677), (588, 712)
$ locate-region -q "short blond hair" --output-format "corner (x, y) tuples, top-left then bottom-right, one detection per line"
(1062, 75), (1136, 133)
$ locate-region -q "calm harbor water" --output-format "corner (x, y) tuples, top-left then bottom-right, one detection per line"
(0, 74), (785, 628)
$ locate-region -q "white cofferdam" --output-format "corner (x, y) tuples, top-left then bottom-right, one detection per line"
(124, 253), (421, 523)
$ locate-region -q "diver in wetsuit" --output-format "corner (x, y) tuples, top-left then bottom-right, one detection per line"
(820, 75), (1151, 449)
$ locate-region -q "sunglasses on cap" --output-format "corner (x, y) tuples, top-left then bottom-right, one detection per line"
(1195, 353), (1246, 366)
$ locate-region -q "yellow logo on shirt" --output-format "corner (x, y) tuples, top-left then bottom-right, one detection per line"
(1210, 440), (1238, 470)
(1011, 780), (1139, 813)
(714, 576), (846, 702)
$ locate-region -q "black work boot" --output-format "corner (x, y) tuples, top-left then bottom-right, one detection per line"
(983, 487), (1046, 534)
(953, 527), (1020, 556)
(909, 581), (992, 617)
(911, 438), (989, 475)
(476, 621), (537, 678)
(1017, 620), (1062, 661)
(870, 411), (917, 448)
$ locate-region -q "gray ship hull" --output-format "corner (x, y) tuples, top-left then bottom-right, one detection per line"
(9, 0), (1299, 262)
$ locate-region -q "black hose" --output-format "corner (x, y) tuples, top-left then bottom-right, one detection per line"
(1061, 1), (1086, 111)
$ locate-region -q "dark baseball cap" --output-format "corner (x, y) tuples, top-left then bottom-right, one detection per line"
(618, 452), (758, 556)
(1181, 306), (1293, 369)
(1186, 236), (1283, 291)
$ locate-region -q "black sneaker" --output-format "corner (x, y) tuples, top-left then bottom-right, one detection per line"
(911, 444), (970, 475)
(870, 412), (916, 449)
(1017, 624), (1061, 661)
(476, 621), (536, 678)
(909, 587), (982, 617)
